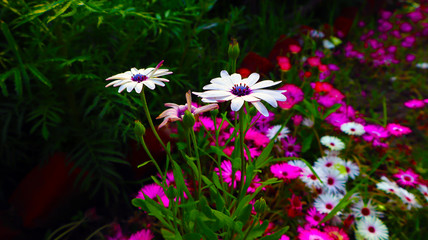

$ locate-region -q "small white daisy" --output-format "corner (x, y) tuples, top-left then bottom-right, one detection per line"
(193, 70), (286, 117)
(302, 117), (314, 127)
(266, 125), (290, 141)
(287, 160), (308, 170)
(319, 168), (347, 195)
(323, 39), (335, 49)
(416, 62), (428, 69)
(105, 61), (172, 93)
(320, 136), (345, 151)
(324, 149), (341, 157)
(356, 216), (389, 240)
(314, 193), (342, 214)
(344, 160), (360, 179)
(351, 199), (384, 219)
(340, 122), (366, 136)
(396, 188), (422, 210)
(417, 184), (428, 201)
(376, 177), (399, 194)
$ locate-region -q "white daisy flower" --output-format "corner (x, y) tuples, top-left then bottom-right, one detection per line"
(266, 125), (290, 141)
(416, 62), (428, 69)
(105, 61), (172, 93)
(323, 39), (335, 49)
(376, 177), (399, 194)
(324, 149), (340, 157)
(417, 184), (428, 201)
(356, 216), (389, 240)
(300, 167), (323, 189)
(287, 160), (308, 171)
(193, 70), (286, 117)
(344, 160), (360, 179)
(315, 156), (344, 169)
(351, 199), (384, 219)
(340, 122), (366, 136)
(396, 188), (422, 210)
(302, 117), (314, 127)
(319, 168), (347, 195)
(314, 193), (342, 214)
(320, 136), (345, 151)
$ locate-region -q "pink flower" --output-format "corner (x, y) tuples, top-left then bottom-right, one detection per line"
(280, 235), (290, 240)
(386, 123), (412, 136)
(136, 183), (169, 208)
(292, 115), (303, 126)
(281, 136), (301, 157)
(287, 194), (303, 217)
(307, 56), (321, 67)
(298, 228), (333, 240)
(289, 44), (301, 54)
(215, 160), (241, 187)
(129, 229), (154, 240)
(401, 36), (415, 48)
(317, 89), (345, 108)
(400, 22), (413, 32)
(380, 10), (392, 20)
(363, 124), (389, 141)
(270, 162), (301, 180)
(278, 84), (304, 109)
(324, 226), (350, 240)
(305, 207), (326, 226)
(404, 99), (425, 108)
(408, 10), (425, 22)
(394, 169), (419, 187)
(247, 175), (265, 193)
(406, 54), (416, 62)
(277, 56), (292, 71)
(245, 128), (270, 147)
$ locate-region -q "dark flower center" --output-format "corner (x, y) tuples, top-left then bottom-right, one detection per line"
(368, 226), (376, 233)
(327, 177), (334, 185)
(310, 175), (317, 180)
(314, 215), (320, 221)
(403, 176), (412, 182)
(346, 167), (350, 173)
(326, 162), (332, 167)
(231, 83), (251, 96)
(350, 128), (356, 132)
(330, 142), (335, 146)
(287, 146), (295, 152)
(326, 203), (333, 210)
(132, 73), (148, 83)
(361, 207), (371, 216)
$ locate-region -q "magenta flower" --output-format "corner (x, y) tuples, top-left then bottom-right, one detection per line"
(408, 10), (424, 22)
(215, 160), (241, 187)
(363, 124), (389, 141)
(129, 229), (154, 240)
(391, 30), (402, 38)
(245, 128), (270, 147)
(305, 207), (326, 226)
(281, 136), (302, 157)
(404, 99), (425, 108)
(378, 20), (393, 32)
(298, 228), (333, 240)
(400, 22), (413, 32)
(324, 226), (350, 240)
(380, 10), (392, 20)
(278, 84), (304, 110)
(386, 123), (412, 136)
(317, 89), (345, 108)
(270, 162), (301, 180)
(136, 183), (169, 207)
(394, 169), (419, 187)
(401, 36), (415, 48)
(292, 114), (303, 126)
(406, 54), (416, 62)
(307, 56), (321, 67)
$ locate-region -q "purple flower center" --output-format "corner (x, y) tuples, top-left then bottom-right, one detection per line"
(361, 207), (371, 216)
(231, 83), (251, 96)
(132, 73), (148, 83)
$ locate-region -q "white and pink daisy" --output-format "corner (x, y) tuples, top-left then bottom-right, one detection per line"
(356, 216), (388, 240)
(393, 168), (419, 187)
(351, 199), (384, 219)
(417, 184), (428, 201)
(106, 61), (172, 93)
(340, 122), (365, 136)
(320, 136), (345, 151)
(376, 177), (399, 194)
(193, 70), (286, 117)
(396, 188), (422, 210)
(266, 125), (290, 141)
(315, 156), (344, 170)
(319, 168), (347, 195)
(343, 160), (360, 179)
(300, 167), (323, 189)
(314, 193), (342, 214)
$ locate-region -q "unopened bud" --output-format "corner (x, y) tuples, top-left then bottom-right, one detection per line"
(166, 185), (177, 200)
(182, 110), (196, 129)
(254, 197), (267, 214)
(134, 120), (146, 137)
(228, 38), (240, 61)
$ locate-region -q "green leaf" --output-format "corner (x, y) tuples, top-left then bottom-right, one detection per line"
(301, 133), (313, 153)
(246, 220), (269, 240)
(161, 228), (181, 240)
(13, 69), (22, 96)
(322, 103), (342, 120)
(137, 160), (151, 168)
(182, 233), (203, 240)
(172, 159), (193, 201)
(46, 0), (73, 23)
(26, 64), (52, 88)
(259, 226), (289, 240)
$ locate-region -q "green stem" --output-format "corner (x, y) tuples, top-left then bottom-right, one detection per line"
(242, 214), (260, 240)
(139, 135), (165, 186)
(85, 223), (111, 240)
(190, 128), (202, 200)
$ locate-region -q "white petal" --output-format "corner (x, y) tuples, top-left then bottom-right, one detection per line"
(150, 80), (166, 86)
(131, 68), (139, 75)
(196, 90), (232, 98)
(106, 73), (131, 80)
(220, 70), (230, 79)
(230, 97), (245, 112)
(126, 82), (138, 92)
(219, 70), (236, 86)
(203, 83), (230, 90)
(135, 83), (143, 93)
(253, 89), (287, 101)
(118, 84), (128, 93)
(251, 80), (282, 90)
(251, 92), (278, 107)
(105, 79), (122, 87)
(251, 101), (269, 117)
(113, 80), (132, 87)
(245, 73), (260, 87)
(210, 77), (234, 88)
(143, 81), (156, 90)
(241, 95), (260, 102)
(230, 73), (242, 84)
(151, 77), (169, 82)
